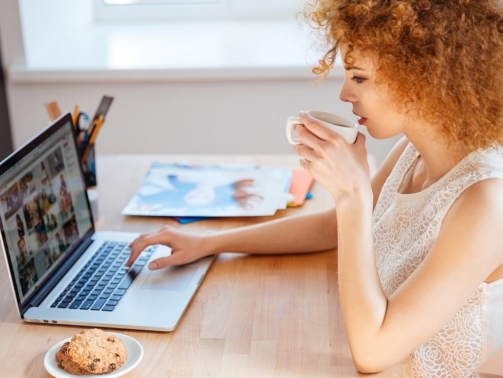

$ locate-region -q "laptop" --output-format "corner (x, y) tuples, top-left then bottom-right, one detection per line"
(0, 113), (214, 331)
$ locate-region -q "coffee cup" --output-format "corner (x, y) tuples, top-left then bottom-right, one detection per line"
(286, 110), (359, 145)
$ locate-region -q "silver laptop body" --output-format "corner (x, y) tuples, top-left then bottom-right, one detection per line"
(0, 113), (213, 331)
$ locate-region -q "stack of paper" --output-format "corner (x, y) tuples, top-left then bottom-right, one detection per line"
(287, 169), (314, 207)
(122, 162), (313, 222)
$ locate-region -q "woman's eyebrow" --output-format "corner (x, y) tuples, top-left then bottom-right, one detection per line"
(344, 65), (365, 71)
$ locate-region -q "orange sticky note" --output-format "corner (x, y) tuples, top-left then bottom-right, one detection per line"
(288, 169), (314, 207)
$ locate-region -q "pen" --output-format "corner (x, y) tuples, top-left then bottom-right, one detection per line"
(80, 115), (104, 165)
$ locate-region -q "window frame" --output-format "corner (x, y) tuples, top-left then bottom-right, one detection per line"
(95, 0), (299, 22)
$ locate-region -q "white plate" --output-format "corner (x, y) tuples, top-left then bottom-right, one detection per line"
(44, 332), (143, 378)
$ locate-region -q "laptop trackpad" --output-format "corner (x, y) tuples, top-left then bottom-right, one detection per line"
(140, 264), (197, 292)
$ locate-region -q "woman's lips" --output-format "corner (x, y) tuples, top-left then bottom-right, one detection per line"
(353, 111), (366, 125)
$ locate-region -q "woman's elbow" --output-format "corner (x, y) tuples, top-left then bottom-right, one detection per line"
(350, 348), (398, 374)
(352, 355), (383, 374)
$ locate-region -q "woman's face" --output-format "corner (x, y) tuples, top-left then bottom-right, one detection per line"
(339, 46), (410, 139)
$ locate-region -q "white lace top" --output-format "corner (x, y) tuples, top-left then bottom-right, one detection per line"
(372, 142), (503, 377)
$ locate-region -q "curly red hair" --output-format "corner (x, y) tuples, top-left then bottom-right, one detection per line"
(306, 0), (503, 151)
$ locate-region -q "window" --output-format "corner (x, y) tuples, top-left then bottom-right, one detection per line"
(96, 0), (300, 22)
(104, 0), (217, 5)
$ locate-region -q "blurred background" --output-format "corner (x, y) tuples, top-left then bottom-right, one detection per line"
(0, 0), (401, 164)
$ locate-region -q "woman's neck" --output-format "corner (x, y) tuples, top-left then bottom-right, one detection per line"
(403, 126), (470, 192)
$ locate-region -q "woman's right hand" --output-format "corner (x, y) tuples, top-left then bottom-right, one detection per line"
(126, 226), (213, 270)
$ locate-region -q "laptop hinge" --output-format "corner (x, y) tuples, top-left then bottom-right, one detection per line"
(26, 236), (95, 311)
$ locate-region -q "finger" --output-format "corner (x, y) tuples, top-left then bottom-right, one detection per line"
(149, 252), (188, 270)
(126, 228), (170, 266)
(293, 143), (317, 162)
(293, 123), (323, 149)
(299, 156), (310, 170)
(299, 112), (346, 143)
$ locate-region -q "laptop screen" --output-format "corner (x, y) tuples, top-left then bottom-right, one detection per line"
(0, 118), (93, 306)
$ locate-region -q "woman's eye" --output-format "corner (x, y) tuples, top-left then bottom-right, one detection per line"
(351, 76), (366, 84)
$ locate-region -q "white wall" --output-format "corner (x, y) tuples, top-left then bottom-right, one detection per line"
(6, 77), (400, 165)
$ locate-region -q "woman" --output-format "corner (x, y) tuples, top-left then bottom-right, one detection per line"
(16, 214), (25, 239)
(127, 1), (503, 376)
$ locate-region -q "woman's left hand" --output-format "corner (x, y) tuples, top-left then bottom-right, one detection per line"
(293, 112), (372, 203)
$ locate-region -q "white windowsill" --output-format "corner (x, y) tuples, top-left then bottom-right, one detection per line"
(8, 19), (344, 83)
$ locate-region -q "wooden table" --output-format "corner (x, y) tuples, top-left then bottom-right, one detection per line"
(0, 154), (411, 377)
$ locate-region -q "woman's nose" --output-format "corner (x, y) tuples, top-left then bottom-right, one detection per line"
(340, 81), (351, 103)
(340, 78), (357, 103)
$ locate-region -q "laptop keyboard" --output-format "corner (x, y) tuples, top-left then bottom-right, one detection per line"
(51, 241), (157, 311)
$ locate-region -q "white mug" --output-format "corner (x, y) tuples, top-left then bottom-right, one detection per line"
(286, 110), (359, 145)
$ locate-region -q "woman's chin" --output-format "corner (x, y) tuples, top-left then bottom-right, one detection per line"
(366, 126), (400, 140)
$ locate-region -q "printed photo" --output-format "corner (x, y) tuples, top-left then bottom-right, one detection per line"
(122, 162), (290, 217)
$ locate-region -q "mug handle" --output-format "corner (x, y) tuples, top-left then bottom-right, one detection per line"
(286, 117), (303, 144)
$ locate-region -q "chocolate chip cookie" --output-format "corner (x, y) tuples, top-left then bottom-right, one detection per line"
(55, 329), (128, 375)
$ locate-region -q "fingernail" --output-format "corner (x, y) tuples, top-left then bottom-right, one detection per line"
(149, 262), (158, 270)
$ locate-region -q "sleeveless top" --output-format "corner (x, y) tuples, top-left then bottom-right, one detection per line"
(372, 142), (503, 377)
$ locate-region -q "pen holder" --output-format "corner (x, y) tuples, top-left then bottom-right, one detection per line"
(79, 143), (97, 188)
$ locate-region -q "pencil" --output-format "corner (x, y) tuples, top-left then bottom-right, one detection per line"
(72, 105), (79, 127)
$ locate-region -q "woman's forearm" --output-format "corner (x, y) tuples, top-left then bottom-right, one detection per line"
(206, 208), (338, 255)
(336, 193), (389, 371)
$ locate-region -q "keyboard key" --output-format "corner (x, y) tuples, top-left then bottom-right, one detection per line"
(91, 298), (107, 311)
(102, 305), (115, 312)
(58, 302), (69, 309)
(106, 300), (119, 306)
(118, 269), (140, 290)
(69, 301), (82, 309)
(114, 289), (127, 296)
(80, 300), (94, 310)
(110, 294), (122, 301)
